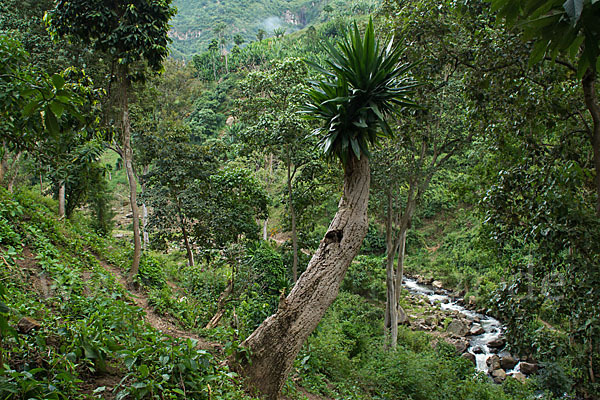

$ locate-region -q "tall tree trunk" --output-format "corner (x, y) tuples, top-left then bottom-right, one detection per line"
(6, 151), (22, 193)
(394, 186), (416, 303)
(384, 190), (398, 348)
(239, 155), (370, 400)
(58, 183), (66, 218)
(395, 223), (408, 303)
(582, 69), (600, 216)
(141, 165), (150, 250)
(177, 203), (194, 267)
(263, 218), (269, 241)
(0, 142), (8, 184)
(287, 159), (299, 282)
(181, 223), (194, 267)
(120, 71), (142, 283)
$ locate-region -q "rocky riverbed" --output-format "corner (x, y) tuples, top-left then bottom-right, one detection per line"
(401, 275), (538, 384)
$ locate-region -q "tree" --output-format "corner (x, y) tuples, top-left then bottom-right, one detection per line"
(47, 0), (176, 283)
(257, 28), (266, 42)
(237, 19), (417, 399)
(237, 57), (314, 282)
(233, 33), (245, 46)
(491, 0), (600, 215)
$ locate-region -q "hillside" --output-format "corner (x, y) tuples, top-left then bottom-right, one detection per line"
(169, 0), (380, 58)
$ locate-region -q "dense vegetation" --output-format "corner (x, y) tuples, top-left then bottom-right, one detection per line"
(169, 0), (379, 58)
(1, 0), (599, 399)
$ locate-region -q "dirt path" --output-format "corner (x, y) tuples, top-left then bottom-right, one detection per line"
(90, 253), (221, 352)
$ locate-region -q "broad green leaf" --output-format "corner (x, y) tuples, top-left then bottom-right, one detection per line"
(44, 108), (60, 135)
(49, 101), (64, 119)
(51, 74), (65, 90)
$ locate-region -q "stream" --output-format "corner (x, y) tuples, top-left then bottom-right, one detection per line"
(403, 277), (521, 375)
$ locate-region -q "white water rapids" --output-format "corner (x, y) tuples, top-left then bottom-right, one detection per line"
(403, 277), (521, 374)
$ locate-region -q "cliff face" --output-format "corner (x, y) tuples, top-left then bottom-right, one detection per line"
(168, 29), (202, 41)
(169, 0), (325, 57)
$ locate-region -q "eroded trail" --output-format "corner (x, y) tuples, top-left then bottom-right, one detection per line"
(89, 252), (221, 352)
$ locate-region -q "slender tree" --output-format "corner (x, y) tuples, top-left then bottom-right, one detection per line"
(47, 0), (176, 283)
(237, 19), (418, 399)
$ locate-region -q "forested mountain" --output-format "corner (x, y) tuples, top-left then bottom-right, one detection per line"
(169, 0), (379, 58)
(1, 0), (600, 399)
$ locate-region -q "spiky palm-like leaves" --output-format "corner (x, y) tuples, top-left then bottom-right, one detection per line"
(303, 18), (418, 165)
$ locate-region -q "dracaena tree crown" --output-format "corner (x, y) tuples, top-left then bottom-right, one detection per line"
(302, 17), (418, 165)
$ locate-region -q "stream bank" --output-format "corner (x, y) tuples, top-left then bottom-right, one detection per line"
(401, 275), (539, 384)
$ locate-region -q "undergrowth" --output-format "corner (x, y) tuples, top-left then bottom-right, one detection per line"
(0, 188), (254, 400)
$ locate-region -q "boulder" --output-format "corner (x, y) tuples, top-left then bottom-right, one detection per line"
(486, 355), (501, 372)
(488, 337), (506, 349)
(447, 319), (469, 337)
(461, 352), (476, 366)
(492, 369), (507, 384)
(398, 306), (409, 325)
(425, 315), (438, 327)
(520, 362), (539, 375)
(500, 356), (518, 370)
(17, 317), (41, 334)
(469, 325), (485, 336)
(453, 340), (469, 354)
(511, 372), (527, 384)
(432, 280), (443, 289)
(472, 346), (484, 354)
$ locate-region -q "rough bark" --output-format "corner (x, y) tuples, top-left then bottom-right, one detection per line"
(582, 68), (600, 216)
(287, 159), (299, 282)
(58, 183), (66, 218)
(239, 155), (370, 400)
(120, 71), (142, 283)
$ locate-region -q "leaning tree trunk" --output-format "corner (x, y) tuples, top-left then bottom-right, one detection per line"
(582, 68), (600, 216)
(120, 71), (142, 283)
(239, 155), (370, 400)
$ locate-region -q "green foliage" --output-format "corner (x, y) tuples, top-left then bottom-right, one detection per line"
(47, 0), (176, 74)
(235, 242), (289, 337)
(138, 254), (167, 289)
(0, 188), (255, 400)
(303, 18), (418, 163)
(491, 0), (600, 76)
(295, 292), (532, 400)
(0, 34), (91, 152)
(360, 221), (386, 254)
(341, 255), (386, 301)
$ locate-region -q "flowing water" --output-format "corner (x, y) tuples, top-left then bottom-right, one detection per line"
(403, 277), (520, 374)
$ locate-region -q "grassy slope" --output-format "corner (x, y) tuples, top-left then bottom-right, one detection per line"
(0, 188), (254, 400)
